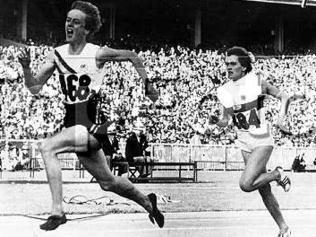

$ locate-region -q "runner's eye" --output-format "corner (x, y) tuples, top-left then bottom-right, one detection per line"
(74, 20), (82, 26)
(225, 62), (237, 67)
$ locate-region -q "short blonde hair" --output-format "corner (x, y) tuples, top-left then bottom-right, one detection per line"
(71, 1), (102, 35)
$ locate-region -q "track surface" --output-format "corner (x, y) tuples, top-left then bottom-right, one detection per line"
(1, 171), (316, 236)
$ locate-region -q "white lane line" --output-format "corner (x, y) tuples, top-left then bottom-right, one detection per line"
(80, 224), (315, 234)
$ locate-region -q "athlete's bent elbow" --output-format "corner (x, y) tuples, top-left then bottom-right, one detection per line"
(217, 120), (228, 127)
(128, 51), (139, 62)
(27, 85), (42, 95)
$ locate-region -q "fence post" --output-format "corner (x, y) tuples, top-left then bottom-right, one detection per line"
(189, 144), (192, 162)
(150, 143), (154, 160)
(224, 146), (227, 171)
(171, 144), (173, 162)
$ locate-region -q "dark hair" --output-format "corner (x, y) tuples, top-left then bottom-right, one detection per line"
(226, 46), (252, 73)
(71, 1), (102, 35)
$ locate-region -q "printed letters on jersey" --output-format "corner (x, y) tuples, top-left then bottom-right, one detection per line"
(217, 71), (268, 135)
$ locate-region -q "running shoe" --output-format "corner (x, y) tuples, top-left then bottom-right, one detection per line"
(148, 193), (165, 228)
(278, 226), (292, 237)
(275, 166), (291, 192)
(40, 213), (67, 231)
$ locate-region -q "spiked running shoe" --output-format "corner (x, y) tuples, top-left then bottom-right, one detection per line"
(148, 193), (165, 228)
(40, 214), (67, 231)
(278, 226), (292, 237)
(276, 167), (291, 192)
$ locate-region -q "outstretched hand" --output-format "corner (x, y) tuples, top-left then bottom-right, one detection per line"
(145, 81), (159, 103)
(290, 93), (306, 102)
(18, 47), (31, 68)
(276, 117), (292, 135)
(277, 124), (292, 136)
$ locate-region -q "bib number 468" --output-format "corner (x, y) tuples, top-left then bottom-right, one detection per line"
(232, 109), (260, 129)
(60, 74), (91, 102)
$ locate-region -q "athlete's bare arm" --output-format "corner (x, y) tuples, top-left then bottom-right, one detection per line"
(262, 80), (291, 118)
(19, 49), (56, 95)
(96, 46), (158, 102)
(262, 79), (305, 129)
(96, 47), (147, 80)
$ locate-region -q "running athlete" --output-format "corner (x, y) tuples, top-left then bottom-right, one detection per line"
(18, 1), (163, 231)
(209, 46), (304, 237)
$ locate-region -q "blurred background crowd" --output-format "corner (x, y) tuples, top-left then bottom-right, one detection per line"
(0, 40), (315, 149)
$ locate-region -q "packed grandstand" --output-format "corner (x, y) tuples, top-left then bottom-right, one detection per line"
(0, 41), (315, 149)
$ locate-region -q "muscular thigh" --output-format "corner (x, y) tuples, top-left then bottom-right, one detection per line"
(43, 125), (91, 154)
(241, 146), (273, 180)
(77, 149), (114, 181)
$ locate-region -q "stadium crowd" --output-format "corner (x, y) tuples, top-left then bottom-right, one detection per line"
(0, 41), (315, 150)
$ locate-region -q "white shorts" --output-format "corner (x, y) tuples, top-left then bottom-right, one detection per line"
(235, 129), (274, 153)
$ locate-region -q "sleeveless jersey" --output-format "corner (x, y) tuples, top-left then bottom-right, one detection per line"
(53, 43), (108, 138)
(54, 43), (103, 104)
(217, 71), (269, 135)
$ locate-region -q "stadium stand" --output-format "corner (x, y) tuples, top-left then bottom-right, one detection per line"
(0, 42), (315, 174)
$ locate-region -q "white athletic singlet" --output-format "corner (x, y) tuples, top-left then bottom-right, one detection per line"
(53, 43), (108, 138)
(217, 71), (269, 136)
(54, 43), (103, 104)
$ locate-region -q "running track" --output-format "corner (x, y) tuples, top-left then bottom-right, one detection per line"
(1, 210), (316, 237)
(2, 171), (316, 236)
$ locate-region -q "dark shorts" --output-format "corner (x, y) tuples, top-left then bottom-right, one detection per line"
(63, 101), (108, 144)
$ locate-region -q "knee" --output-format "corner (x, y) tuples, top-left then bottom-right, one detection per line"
(239, 179), (254, 193)
(98, 176), (117, 192)
(37, 140), (53, 156)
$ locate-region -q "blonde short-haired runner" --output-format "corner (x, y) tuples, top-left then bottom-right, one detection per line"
(18, 1), (163, 231)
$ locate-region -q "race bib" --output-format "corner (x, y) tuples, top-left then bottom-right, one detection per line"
(232, 108), (261, 130)
(59, 73), (91, 103)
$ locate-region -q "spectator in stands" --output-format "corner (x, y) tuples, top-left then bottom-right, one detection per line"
(102, 124), (120, 164)
(190, 131), (202, 145)
(7, 145), (20, 171)
(14, 143), (31, 171)
(291, 155), (300, 172)
(125, 121), (152, 177)
(0, 144), (8, 170)
(299, 153), (306, 172)
(1, 32), (316, 147)
(102, 124), (128, 176)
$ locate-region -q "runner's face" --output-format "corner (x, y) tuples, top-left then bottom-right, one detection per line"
(225, 55), (246, 81)
(65, 9), (88, 43)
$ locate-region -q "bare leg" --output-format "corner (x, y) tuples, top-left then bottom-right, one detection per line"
(239, 146), (279, 192)
(240, 147), (289, 234)
(39, 125), (89, 216)
(40, 150), (63, 216)
(259, 183), (289, 232)
(77, 145), (153, 213)
(79, 136), (164, 227)
(39, 125), (163, 229)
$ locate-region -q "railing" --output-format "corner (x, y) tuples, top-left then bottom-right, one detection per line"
(1, 139), (316, 172)
(150, 143), (316, 171)
(0, 139), (79, 171)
